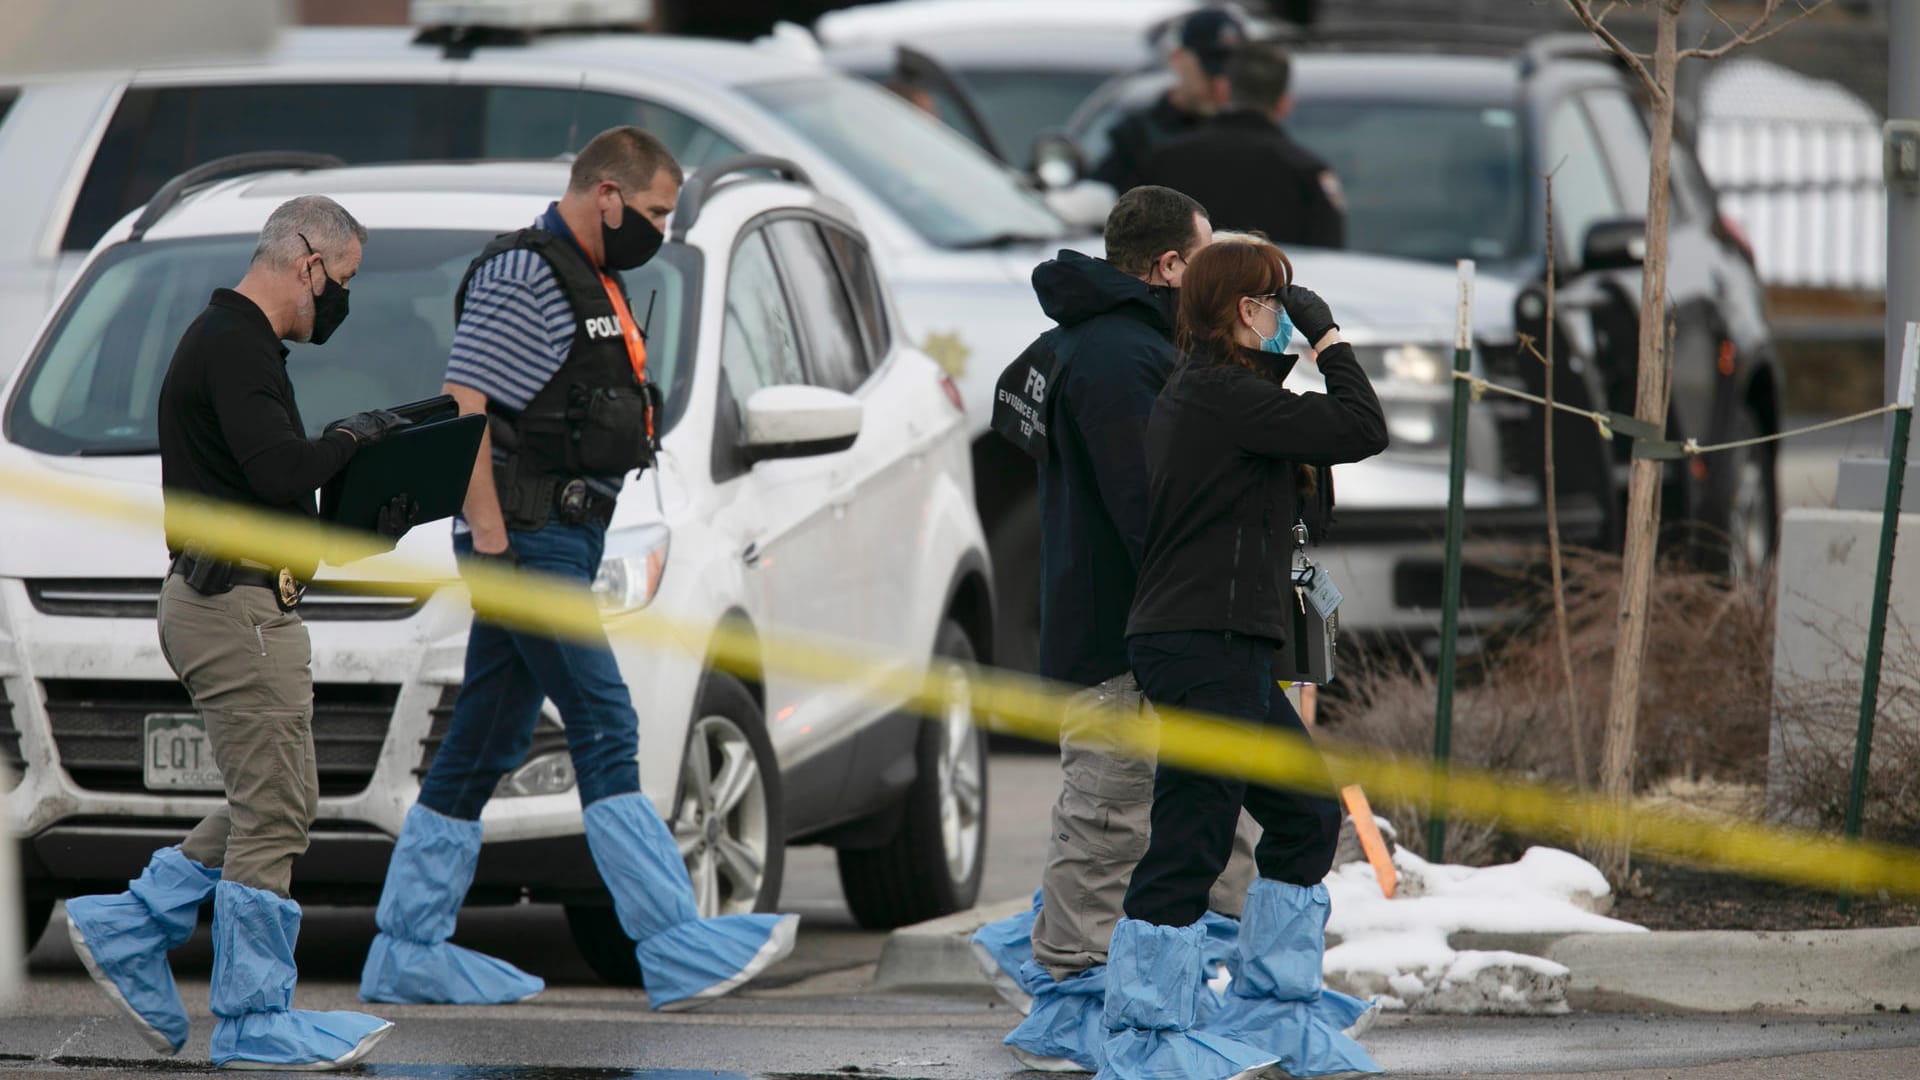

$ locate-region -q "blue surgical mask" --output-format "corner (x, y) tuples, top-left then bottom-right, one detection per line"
(1253, 298), (1294, 354)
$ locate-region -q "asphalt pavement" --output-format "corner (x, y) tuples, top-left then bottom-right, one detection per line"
(8, 754), (1918, 1077)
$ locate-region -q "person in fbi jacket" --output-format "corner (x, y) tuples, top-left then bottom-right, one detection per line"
(63, 195), (410, 1070)
(356, 126), (800, 1011)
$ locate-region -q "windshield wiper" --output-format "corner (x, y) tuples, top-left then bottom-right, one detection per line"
(75, 444), (161, 456)
(952, 231), (1063, 251)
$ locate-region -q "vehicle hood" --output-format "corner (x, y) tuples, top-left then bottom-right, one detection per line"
(1284, 248), (1520, 345)
(1030, 249), (1175, 332)
(0, 449), (458, 582)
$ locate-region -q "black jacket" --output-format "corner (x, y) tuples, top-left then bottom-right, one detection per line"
(1138, 109), (1346, 249)
(1000, 250), (1180, 686)
(1091, 95), (1202, 195)
(1128, 341), (1387, 644)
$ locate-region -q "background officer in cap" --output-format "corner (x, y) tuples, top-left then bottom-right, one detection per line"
(1091, 7), (1245, 194)
(63, 194), (406, 1071)
(358, 125), (799, 1013)
(1139, 38), (1347, 250)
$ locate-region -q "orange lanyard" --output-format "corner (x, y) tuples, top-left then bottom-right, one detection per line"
(597, 272), (647, 383)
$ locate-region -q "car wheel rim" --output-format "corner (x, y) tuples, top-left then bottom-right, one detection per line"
(1727, 454), (1772, 582)
(936, 660), (984, 887)
(672, 714), (769, 917)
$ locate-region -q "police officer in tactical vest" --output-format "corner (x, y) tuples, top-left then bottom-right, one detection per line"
(358, 127), (799, 1010)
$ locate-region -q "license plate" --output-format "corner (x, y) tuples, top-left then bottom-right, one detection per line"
(143, 713), (223, 792)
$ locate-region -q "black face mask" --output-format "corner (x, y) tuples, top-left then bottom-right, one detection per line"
(300, 233), (351, 345)
(601, 200), (664, 271)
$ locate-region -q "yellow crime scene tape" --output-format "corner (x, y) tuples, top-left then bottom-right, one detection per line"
(5, 463), (1920, 902)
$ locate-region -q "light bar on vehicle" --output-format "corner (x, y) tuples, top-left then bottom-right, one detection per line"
(410, 0), (651, 31)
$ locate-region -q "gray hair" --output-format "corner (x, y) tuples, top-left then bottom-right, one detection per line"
(251, 195), (367, 269)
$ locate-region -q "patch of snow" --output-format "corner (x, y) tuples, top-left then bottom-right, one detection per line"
(1320, 844), (1639, 1015)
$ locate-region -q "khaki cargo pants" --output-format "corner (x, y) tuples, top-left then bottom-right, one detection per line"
(1031, 672), (1258, 980)
(158, 575), (320, 898)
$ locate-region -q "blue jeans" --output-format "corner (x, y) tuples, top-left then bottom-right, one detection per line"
(1122, 630), (1340, 927)
(418, 519), (642, 819)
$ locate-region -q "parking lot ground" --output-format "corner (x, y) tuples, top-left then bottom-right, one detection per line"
(10, 758), (1917, 1078)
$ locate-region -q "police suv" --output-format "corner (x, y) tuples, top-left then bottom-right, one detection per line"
(0, 156), (995, 984)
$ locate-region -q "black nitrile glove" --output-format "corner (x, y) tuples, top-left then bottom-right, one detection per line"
(464, 542), (516, 569)
(375, 494), (419, 540)
(328, 408), (412, 447)
(1280, 284), (1339, 347)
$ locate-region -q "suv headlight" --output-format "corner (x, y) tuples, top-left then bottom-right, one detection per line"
(1381, 344), (1446, 385)
(592, 523), (671, 615)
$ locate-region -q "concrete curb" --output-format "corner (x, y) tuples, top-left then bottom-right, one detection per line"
(880, 899), (1920, 1012)
(872, 895), (1031, 991)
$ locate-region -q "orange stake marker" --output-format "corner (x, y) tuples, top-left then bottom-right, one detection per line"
(1341, 785), (1397, 899)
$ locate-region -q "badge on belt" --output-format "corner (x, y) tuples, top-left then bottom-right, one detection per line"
(276, 568), (305, 611)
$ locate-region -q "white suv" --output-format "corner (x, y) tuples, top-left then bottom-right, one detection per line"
(0, 157), (994, 982)
(0, 22), (1078, 672)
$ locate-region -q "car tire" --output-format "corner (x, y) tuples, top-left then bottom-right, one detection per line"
(23, 896), (52, 952)
(836, 619), (988, 930)
(1702, 407), (1778, 582)
(565, 672), (785, 987)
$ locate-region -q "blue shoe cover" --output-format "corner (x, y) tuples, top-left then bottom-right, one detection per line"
(1201, 881), (1381, 1077)
(65, 847), (218, 1054)
(1198, 910), (1241, 973)
(209, 881), (392, 1070)
(1006, 963), (1108, 1072)
(582, 793), (799, 1012)
(970, 888), (1045, 1010)
(360, 805), (543, 1004)
(1096, 919), (1277, 1080)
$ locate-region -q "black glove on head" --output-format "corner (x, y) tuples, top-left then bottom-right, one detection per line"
(1280, 284), (1339, 347)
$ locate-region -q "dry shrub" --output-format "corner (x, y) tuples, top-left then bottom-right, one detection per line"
(1320, 546), (1774, 864)
(1771, 613), (1920, 847)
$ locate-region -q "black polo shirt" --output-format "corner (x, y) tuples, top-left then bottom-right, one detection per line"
(157, 288), (356, 563)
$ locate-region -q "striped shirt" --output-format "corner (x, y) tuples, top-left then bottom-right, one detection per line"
(446, 205), (622, 514)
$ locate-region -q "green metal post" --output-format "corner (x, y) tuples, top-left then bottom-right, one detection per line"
(1839, 323), (1917, 914)
(1429, 260), (1476, 863)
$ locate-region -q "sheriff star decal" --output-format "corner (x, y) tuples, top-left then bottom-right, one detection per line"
(922, 330), (970, 378)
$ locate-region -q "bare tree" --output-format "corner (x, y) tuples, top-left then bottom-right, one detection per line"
(1520, 170), (1585, 790)
(1559, 0), (1830, 880)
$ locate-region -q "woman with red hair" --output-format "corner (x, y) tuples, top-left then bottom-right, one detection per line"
(1101, 239), (1389, 1080)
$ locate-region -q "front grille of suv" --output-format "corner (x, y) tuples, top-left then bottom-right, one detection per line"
(26, 579), (428, 621)
(0, 679), (24, 789)
(41, 679), (399, 796)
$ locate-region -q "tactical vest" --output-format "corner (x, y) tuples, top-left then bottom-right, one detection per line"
(454, 228), (657, 531)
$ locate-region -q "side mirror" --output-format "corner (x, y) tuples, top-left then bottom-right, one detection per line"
(1582, 217), (1648, 272)
(742, 385), (862, 462)
(1029, 130), (1086, 191)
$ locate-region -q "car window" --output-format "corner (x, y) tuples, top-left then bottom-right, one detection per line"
(742, 76), (1065, 251)
(720, 231), (804, 409)
(822, 225), (890, 361)
(4, 230), (699, 455)
(65, 84), (455, 253)
(1544, 98), (1623, 260)
(63, 82), (744, 253)
(956, 69), (1116, 172)
(1581, 90), (1655, 221)
(481, 86), (744, 168)
(1286, 101), (1530, 264)
(763, 219), (869, 394)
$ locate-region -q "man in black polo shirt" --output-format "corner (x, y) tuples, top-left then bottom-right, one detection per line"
(1140, 39), (1347, 250)
(63, 195), (406, 1071)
